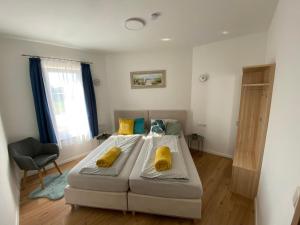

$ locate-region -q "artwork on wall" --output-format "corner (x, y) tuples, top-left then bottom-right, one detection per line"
(130, 70), (166, 89)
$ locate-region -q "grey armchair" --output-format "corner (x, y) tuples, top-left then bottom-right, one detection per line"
(8, 137), (62, 189)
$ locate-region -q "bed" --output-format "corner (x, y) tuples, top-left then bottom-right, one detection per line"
(64, 110), (148, 212)
(64, 110), (203, 219)
(128, 110), (203, 219)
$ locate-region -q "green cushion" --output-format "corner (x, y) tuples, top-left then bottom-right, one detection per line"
(166, 121), (182, 135)
(151, 120), (166, 134)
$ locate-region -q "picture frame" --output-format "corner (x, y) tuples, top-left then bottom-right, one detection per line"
(130, 70), (166, 89)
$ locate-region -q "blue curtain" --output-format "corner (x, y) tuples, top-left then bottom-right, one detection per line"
(29, 58), (57, 143)
(81, 63), (99, 137)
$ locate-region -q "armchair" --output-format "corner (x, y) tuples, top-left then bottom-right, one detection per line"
(8, 137), (62, 189)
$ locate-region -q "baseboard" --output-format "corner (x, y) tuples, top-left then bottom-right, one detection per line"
(16, 205), (19, 225)
(15, 171), (20, 225)
(255, 197), (258, 225)
(202, 149), (233, 159)
(56, 151), (90, 166)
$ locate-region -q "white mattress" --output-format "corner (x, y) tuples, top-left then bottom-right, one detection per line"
(129, 135), (203, 199)
(140, 135), (189, 180)
(80, 135), (141, 176)
(68, 135), (145, 192)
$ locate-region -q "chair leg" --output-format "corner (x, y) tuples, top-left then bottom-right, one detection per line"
(38, 170), (45, 189)
(53, 161), (62, 175)
(22, 170), (27, 189)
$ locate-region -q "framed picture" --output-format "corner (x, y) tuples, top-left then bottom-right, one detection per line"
(130, 70), (166, 89)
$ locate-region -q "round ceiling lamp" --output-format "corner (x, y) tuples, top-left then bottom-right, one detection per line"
(125, 18), (146, 30)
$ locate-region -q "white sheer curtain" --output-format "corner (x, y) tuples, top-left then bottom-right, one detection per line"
(41, 59), (91, 146)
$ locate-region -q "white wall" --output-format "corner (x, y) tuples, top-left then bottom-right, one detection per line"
(105, 48), (193, 130)
(0, 112), (19, 225)
(191, 33), (267, 157)
(257, 1), (300, 225)
(0, 37), (110, 165)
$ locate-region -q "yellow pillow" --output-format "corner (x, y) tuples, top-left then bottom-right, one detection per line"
(118, 118), (134, 135)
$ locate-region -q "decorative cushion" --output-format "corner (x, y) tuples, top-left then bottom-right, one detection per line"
(118, 118), (134, 135)
(150, 119), (166, 135)
(134, 118), (145, 134)
(166, 121), (182, 135)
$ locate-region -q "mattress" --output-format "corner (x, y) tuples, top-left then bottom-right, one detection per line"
(80, 135), (141, 176)
(68, 135), (145, 192)
(129, 135), (203, 199)
(140, 135), (189, 180)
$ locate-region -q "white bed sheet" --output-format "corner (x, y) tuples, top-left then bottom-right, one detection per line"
(129, 134), (203, 199)
(80, 135), (141, 176)
(67, 135), (145, 192)
(140, 135), (189, 181)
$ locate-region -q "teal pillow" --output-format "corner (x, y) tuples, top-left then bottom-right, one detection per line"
(134, 118), (145, 134)
(166, 121), (181, 135)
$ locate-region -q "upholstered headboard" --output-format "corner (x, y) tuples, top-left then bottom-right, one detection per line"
(148, 110), (187, 134)
(113, 110), (187, 134)
(114, 110), (149, 131)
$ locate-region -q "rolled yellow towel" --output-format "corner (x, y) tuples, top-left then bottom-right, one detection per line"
(154, 146), (172, 171)
(96, 147), (121, 168)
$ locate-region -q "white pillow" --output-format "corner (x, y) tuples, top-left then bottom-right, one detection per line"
(163, 119), (178, 124)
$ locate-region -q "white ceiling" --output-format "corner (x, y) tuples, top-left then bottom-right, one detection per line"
(0, 0), (278, 52)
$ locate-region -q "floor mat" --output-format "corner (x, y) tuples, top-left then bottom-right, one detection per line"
(29, 170), (69, 200)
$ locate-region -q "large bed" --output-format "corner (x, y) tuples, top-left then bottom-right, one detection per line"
(64, 110), (202, 219)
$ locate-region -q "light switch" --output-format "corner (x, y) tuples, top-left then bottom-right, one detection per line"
(293, 186), (300, 209)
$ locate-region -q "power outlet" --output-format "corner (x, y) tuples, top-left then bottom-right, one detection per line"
(293, 186), (300, 209)
(197, 123), (207, 127)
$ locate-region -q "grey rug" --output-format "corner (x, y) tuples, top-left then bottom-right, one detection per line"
(29, 170), (69, 200)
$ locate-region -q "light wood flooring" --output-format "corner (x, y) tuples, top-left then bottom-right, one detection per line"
(20, 151), (254, 225)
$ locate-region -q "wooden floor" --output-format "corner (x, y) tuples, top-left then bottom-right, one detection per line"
(20, 151), (254, 225)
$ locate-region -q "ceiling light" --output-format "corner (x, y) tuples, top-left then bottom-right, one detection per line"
(125, 18), (146, 31)
(222, 31), (229, 35)
(161, 38), (172, 41)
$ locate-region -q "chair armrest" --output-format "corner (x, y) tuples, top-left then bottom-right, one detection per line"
(14, 155), (39, 170)
(41, 143), (60, 157)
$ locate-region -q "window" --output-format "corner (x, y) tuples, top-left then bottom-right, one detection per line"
(41, 59), (91, 146)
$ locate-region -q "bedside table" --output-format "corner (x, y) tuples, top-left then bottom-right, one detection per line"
(186, 133), (204, 154)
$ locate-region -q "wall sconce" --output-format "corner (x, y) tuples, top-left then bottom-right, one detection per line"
(199, 73), (209, 82)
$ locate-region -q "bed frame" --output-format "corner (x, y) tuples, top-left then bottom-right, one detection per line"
(64, 110), (202, 220)
(128, 193), (201, 219)
(65, 186), (127, 212)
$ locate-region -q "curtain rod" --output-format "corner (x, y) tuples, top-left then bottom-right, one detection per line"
(21, 54), (93, 64)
